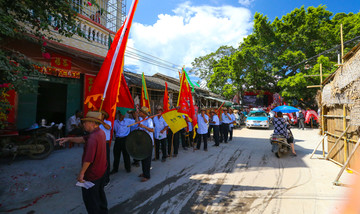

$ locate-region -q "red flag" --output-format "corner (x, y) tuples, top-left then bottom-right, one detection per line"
(117, 72), (134, 109)
(84, 0), (138, 126)
(177, 69), (197, 128)
(141, 72), (151, 113)
(163, 82), (170, 111)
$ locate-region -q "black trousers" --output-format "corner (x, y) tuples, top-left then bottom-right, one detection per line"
(299, 119), (305, 129)
(196, 133), (208, 150)
(155, 138), (167, 160)
(213, 125), (220, 146)
(113, 137), (131, 172)
(222, 123), (229, 143)
(167, 129), (179, 155)
(141, 148), (152, 179)
(219, 124), (224, 143)
(179, 129), (188, 148)
(186, 130), (194, 147)
(229, 126), (233, 140)
(82, 174), (108, 214)
(208, 125), (214, 140)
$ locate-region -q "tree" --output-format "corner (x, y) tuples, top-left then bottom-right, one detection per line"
(190, 45), (236, 83)
(190, 5), (360, 107)
(0, 0), (99, 128)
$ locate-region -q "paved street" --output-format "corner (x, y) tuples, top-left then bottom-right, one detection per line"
(0, 127), (354, 214)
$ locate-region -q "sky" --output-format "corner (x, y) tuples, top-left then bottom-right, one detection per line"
(123, 0), (360, 83)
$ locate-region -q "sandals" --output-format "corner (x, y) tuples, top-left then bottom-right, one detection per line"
(141, 177), (149, 182)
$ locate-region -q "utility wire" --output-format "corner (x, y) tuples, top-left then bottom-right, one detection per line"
(284, 35), (360, 72)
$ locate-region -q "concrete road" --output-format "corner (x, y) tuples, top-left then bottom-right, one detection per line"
(0, 127), (354, 214)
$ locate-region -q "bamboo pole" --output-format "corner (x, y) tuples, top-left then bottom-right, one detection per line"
(325, 131), (358, 143)
(325, 124), (350, 160)
(343, 105), (348, 162)
(310, 134), (327, 159)
(333, 138), (360, 186)
(320, 64), (325, 156)
(341, 24), (344, 64)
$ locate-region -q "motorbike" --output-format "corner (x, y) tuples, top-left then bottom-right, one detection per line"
(270, 127), (293, 158)
(0, 123), (63, 160)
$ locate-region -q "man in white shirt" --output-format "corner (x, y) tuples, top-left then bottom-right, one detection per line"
(153, 106), (168, 162)
(111, 111), (135, 174)
(136, 106), (154, 182)
(221, 108), (232, 143)
(229, 109), (236, 141)
(209, 110), (220, 146)
(66, 110), (83, 135)
(100, 110), (112, 185)
(196, 108), (209, 151)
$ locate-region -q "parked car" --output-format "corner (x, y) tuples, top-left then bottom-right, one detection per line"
(245, 110), (270, 129)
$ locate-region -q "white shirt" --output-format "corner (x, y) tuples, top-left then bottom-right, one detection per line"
(187, 121), (193, 131)
(197, 114), (209, 134)
(230, 114), (236, 128)
(138, 116), (154, 145)
(66, 115), (80, 132)
(114, 118), (135, 138)
(99, 119), (112, 141)
(153, 116), (168, 140)
(210, 114), (219, 125)
(221, 112), (232, 124)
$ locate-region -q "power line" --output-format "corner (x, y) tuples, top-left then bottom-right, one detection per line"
(284, 35), (360, 73)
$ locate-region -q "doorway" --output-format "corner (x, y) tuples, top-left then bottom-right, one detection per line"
(36, 81), (67, 125)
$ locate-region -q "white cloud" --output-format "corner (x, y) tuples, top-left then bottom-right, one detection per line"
(238, 0), (255, 7)
(125, 1), (253, 78)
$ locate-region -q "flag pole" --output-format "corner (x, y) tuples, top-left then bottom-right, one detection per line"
(99, 0), (137, 111)
(216, 102), (225, 114)
(127, 113), (161, 127)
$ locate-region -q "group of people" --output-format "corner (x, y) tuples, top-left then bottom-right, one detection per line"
(58, 106), (237, 213)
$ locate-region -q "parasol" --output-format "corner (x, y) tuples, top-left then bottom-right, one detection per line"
(272, 105), (299, 113)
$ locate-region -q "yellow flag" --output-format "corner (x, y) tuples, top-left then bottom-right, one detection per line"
(162, 109), (187, 134)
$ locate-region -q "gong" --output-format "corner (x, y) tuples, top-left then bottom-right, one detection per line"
(125, 130), (153, 160)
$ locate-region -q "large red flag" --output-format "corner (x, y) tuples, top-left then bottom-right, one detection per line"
(116, 71), (134, 110)
(163, 82), (170, 111)
(141, 72), (151, 113)
(177, 69), (197, 128)
(84, 0), (138, 125)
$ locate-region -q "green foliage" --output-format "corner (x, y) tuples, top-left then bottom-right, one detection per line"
(190, 5), (360, 107)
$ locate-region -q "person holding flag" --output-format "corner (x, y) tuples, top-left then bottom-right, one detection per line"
(184, 116), (194, 148)
(209, 109), (220, 147)
(221, 108), (232, 143)
(153, 106), (169, 162)
(195, 108), (209, 151)
(228, 108), (236, 141)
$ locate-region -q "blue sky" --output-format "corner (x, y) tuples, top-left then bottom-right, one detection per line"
(124, 0), (360, 83)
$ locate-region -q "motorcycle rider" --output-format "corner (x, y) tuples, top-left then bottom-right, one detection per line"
(273, 112), (297, 156)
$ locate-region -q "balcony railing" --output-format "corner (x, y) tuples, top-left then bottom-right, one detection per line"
(71, 0), (126, 32)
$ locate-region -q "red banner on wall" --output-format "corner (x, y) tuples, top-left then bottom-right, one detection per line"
(84, 74), (96, 113)
(51, 53), (72, 70)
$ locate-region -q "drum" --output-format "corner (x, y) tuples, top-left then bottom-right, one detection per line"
(125, 130), (153, 160)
